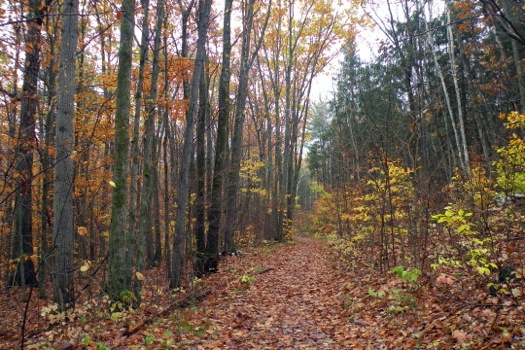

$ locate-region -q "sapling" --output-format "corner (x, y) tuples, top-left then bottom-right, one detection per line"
(392, 266), (421, 290)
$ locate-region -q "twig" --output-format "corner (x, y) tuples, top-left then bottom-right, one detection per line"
(122, 287), (212, 337)
(20, 285), (35, 350)
(253, 267), (274, 275)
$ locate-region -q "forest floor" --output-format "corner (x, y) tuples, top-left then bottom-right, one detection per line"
(2, 236), (525, 349)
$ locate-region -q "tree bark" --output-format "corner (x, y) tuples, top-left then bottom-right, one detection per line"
(108, 0), (135, 301)
(11, 0), (46, 290)
(171, 0), (212, 288)
(53, 0), (79, 310)
(207, 0), (233, 259)
(195, 59), (209, 255)
(138, 0), (164, 274)
(39, 13), (59, 299)
(128, 0), (150, 260)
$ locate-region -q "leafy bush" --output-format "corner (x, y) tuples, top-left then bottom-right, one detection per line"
(392, 266), (421, 285)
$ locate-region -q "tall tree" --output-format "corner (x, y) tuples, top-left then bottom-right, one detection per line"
(224, 0), (257, 251)
(206, 0), (232, 262)
(137, 0), (165, 284)
(171, 0), (212, 288)
(128, 0), (151, 261)
(223, 0), (271, 249)
(52, 0), (79, 309)
(39, 5), (60, 299)
(424, 5), (468, 174)
(10, 0), (48, 289)
(446, 2), (470, 174)
(194, 58), (209, 257)
(108, 0), (135, 301)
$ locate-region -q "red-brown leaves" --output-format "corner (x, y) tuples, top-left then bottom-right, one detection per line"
(2, 237), (525, 348)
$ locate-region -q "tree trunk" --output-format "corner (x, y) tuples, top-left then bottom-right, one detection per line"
(39, 14), (59, 299)
(224, 0), (258, 251)
(224, 0), (272, 247)
(108, 0), (135, 301)
(152, 139), (162, 263)
(138, 0), (165, 282)
(194, 60), (208, 255)
(11, 0), (45, 290)
(162, 33), (173, 278)
(53, 0), (79, 310)
(207, 0), (233, 259)
(446, 3), (470, 175)
(424, 8), (466, 174)
(171, 0), (212, 289)
(128, 0), (150, 257)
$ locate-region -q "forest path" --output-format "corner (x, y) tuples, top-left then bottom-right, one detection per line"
(179, 236), (358, 349)
(7, 236), (522, 348)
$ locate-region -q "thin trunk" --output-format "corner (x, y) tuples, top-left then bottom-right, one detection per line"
(454, 27), (492, 167)
(39, 15), (58, 298)
(135, 0), (164, 298)
(424, 10), (465, 173)
(447, 4), (470, 174)
(195, 60), (208, 254)
(224, 0), (257, 251)
(75, 9), (91, 293)
(138, 0), (164, 278)
(207, 0), (233, 258)
(129, 0), (150, 251)
(171, 0), (212, 289)
(153, 138), (162, 263)
(256, 55), (275, 240)
(162, 33), (172, 278)
(282, 0), (295, 237)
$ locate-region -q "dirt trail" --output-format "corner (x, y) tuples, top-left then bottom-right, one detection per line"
(5, 235), (523, 348)
(184, 237), (357, 349)
(176, 235), (525, 350)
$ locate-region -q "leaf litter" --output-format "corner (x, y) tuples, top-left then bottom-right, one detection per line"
(1, 236), (524, 349)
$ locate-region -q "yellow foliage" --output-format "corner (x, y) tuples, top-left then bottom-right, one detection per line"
(240, 159), (265, 184)
(499, 111), (525, 129)
(495, 112), (525, 194)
